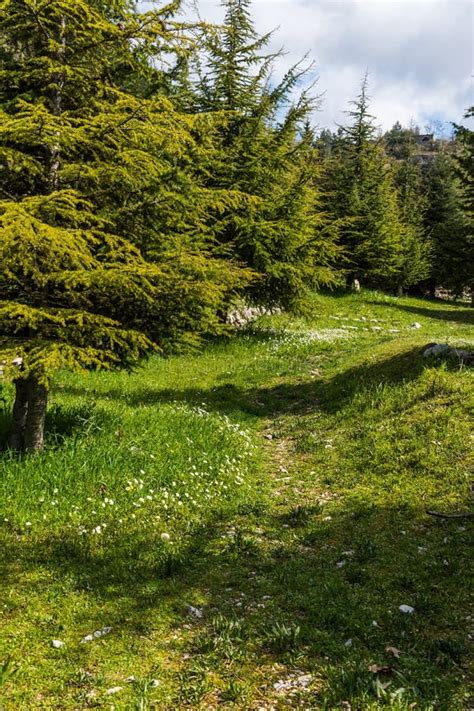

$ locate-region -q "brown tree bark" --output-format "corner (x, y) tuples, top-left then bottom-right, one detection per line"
(10, 379), (29, 451)
(10, 376), (48, 453)
(23, 377), (48, 453)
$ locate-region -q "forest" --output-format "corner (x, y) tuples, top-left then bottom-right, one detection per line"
(0, 1), (473, 708)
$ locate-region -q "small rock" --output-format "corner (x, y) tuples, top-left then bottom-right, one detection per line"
(273, 673), (312, 693)
(399, 604), (415, 614)
(423, 343), (473, 363)
(150, 679), (160, 687)
(52, 640), (65, 649)
(80, 626), (112, 643)
(344, 638), (353, 647)
(411, 322), (422, 329)
(105, 686), (122, 695)
(423, 343), (451, 358)
(263, 434), (273, 441)
(187, 605), (203, 619)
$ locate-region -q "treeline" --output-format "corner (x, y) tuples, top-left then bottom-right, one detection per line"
(317, 82), (473, 298)
(0, 0), (472, 451)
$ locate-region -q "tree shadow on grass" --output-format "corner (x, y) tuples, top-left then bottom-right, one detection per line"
(0, 402), (114, 453)
(59, 345), (447, 420)
(2, 496), (471, 707)
(372, 300), (474, 326)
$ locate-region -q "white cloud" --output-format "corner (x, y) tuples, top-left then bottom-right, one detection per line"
(140, 0), (474, 133)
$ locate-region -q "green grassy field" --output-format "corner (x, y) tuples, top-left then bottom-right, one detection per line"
(1, 291), (473, 710)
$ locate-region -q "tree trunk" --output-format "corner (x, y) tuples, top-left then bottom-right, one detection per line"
(23, 377), (48, 453)
(10, 376), (48, 453)
(10, 379), (29, 451)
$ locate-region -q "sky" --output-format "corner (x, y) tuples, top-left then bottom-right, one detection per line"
(141, 0), (474, 135)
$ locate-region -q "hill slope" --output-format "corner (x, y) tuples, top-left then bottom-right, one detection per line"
(1, 292), (472, 709)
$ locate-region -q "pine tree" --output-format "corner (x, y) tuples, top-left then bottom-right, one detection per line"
(0, 0), (250, 451)
(424, 147), (472, 298)
(452, 107), (474, 300)
(384, 121), (417, 160)
(325, 78), (429, 291)
(189, 0), (341, 307)
(385, 125), (431, 292)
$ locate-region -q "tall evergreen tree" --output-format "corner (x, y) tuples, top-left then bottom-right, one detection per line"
(452, 107), (474, 300)
(424, 146), (472, 298)
(0, 0), (250, 451)
(324, 78), (430, 291)
(189, 0), (341, 306)
(384, 121), (417, 160)
(384, 124), (432, 292)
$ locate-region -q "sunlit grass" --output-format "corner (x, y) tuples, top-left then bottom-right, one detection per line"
(0, 291), (472, 709)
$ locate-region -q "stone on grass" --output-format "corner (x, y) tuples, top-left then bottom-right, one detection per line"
(105, 686), (123, 695)
(423, 343), (473, 363)
(80, 626), (112, 643)
(187, 605), (203, 619)
(52, 640), (65, 649)
(399, 604), (415, 614)
(273, 673), (312, 694)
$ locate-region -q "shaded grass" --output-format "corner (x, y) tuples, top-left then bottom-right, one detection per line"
(0, 291), (473, 709)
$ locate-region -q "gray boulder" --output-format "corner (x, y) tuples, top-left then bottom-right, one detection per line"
(423, 343), (473, 363)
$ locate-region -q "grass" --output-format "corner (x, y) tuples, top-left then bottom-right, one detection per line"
(0, 290), (472, 709)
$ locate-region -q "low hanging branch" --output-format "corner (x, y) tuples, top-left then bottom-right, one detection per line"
(426, 510), (474, 520)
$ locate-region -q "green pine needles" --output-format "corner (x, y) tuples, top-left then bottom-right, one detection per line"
(0, 0), (249, 450)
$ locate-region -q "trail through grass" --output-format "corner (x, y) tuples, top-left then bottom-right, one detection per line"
(1, 291), (473, 709)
